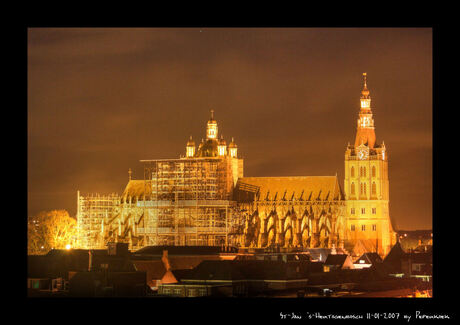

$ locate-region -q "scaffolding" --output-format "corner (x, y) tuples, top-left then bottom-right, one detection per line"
(77, 191), (120, 249)
(136, 158), (241, 247)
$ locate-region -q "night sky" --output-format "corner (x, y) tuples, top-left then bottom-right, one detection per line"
(28, 28), (432, 230)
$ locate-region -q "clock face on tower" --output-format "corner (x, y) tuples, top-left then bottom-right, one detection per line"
(358, 148), (369, 160)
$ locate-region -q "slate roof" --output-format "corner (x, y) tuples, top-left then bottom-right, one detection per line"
(356, 252), (383, 265)
(324, 254), (349, 267)
(234, 176), (344, 202)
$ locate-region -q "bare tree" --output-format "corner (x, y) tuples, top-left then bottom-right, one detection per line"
(28, 210), (77, 255)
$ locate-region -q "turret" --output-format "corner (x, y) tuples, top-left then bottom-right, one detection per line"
(217, 135), (227, 156)
(228, 137), (237, 158)
(206, 109), (218, 139)
(186, 136), (195, 157)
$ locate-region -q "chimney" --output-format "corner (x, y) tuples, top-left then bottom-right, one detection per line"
(88, 250), (93, 272)
(162, 250), (171, 271)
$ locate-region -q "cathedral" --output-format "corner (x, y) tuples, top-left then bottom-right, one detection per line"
(76, 73), (396, 257)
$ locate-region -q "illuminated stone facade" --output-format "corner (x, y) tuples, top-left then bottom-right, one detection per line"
(234, 177), (346, 249)
(343, 73), (397, 257)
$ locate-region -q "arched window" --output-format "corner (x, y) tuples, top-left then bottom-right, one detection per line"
(372, 166), (376, 177)
(360, 183), (363, 195)
(372, 182), (376, 195)
(351, 183), (355, 195)
(363, 167), (366, 177)
(351, 166), (355, 177)
(360, 167), (363, 177)
(363, 183), (367, 194)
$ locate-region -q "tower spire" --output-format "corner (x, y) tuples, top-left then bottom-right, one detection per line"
(210, 109), (214, 120)
(361, 72), (370, 99)
(355, 72), (376, 148)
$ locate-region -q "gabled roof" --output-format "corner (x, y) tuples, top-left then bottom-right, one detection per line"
(234, 176), (344, 202)
(356, 252), (382, 265)
(383, 242), (406, 264)
(324, 254), (349, 267)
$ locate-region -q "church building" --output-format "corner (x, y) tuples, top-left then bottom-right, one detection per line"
(76, 73), (396, 258)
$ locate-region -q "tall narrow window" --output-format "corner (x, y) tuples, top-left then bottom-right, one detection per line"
(372, 207), (376, 214)
(351, 208), (355, 214)
(351, 183), (355, 195)
(361, 208), (366, 214)
(351, 224), (355, 231)
(351, 166), (355, 177)
(372, 182), (376, 196)
(360, 183), (363, 195)
(361, 224), (366, 231)
(363, 183), (367, 194)
(372, 224), (377, 231)
(360, 167), (363, 177)
(372, 166), (376, 177)
(363, 167), (366, 177)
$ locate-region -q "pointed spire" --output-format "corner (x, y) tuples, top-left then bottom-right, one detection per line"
(210, 109), (214, 120)
(361, 72), (370, 98)
(128, 168), (132, 181)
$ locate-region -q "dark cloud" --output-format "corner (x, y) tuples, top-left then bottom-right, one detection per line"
(28, 28), (432, 230)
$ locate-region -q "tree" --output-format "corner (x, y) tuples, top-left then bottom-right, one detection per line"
(28, 210), (77, 255)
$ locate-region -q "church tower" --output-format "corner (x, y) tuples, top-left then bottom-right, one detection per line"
(344, 73), (396, 257)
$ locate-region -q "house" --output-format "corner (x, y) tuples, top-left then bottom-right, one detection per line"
(28, 243), (147, 297)
(382, 242), (432, 282)
(159, 258), (313, 297)
(353, 252), (383, 269)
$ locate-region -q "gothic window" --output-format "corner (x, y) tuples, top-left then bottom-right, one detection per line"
(363, 183), (367, 194)
(361, 208), (366, 214)
(372, 207), (376, 214)
(363, 167), (366, 177)
(351, 166), (355, 177)
(360, 183), (363, 195)
(360, 167), (363, 177)
(372, 166), (376, 177)
(362, 224), (366, 231)
(372, 182), (376, 196)
(372, 224), (377, 231)
(351, 224), (355, 231)
(351, 183), (355, 195)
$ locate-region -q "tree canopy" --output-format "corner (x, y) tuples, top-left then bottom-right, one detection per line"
(28, 210), (77, 255)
